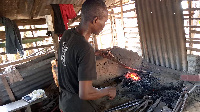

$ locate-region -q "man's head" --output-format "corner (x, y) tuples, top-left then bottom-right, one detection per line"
(81, 0), (108, 35)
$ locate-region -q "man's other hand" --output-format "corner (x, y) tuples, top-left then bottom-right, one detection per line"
(105, 87), (116, 100)
(79, 81), (117, 100)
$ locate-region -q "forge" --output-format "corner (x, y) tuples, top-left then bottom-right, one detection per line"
(93, 47), (200, 112)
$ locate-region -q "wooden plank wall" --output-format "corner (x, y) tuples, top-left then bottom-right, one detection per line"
(0, 19), (54, 68)
(97, 0), (141, 55)
(182, 0), (200, 54)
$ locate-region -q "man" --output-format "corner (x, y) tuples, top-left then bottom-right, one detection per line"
(58, 0), (116, 112)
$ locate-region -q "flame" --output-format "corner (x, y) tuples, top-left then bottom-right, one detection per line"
(125, 72), (140, 81)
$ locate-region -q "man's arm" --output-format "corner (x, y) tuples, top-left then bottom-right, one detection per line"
(79, 81), (116, 100)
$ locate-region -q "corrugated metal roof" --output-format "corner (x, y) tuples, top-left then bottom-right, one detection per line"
(0, 0), (119, 20)
(0, 53), (55, 105)
(136, 0), (187, 71)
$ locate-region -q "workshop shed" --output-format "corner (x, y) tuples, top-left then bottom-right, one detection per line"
(0, 0), (200, 112)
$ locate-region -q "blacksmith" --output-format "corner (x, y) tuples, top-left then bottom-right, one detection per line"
(58, 0), (116, 112)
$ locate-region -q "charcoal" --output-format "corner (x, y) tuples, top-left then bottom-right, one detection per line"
(115, 70), (184, 110)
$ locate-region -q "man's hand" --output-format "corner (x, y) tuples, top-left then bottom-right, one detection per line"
(107, 87), (116, 100)
(99, 87), (116, 100)
(95, 49), (107, 56)
(95, 49), (114, 59)
(79, 81), (117, 100)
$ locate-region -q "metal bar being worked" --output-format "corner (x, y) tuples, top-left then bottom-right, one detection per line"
(105, 99), (144, 112)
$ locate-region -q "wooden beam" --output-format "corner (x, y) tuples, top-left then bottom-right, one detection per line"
(14, 19), (46, 26)
(0, 19), (46, 26)
(0, 36), (50, 42)
(115, 16), (137, 19)
(191, 30), (200, 34)
(19, 28), (47, 32)
(186, 40), (200, 44)
(0, 75), (16, 102)
(22, 38), (46, 44)
(45, 4), (82, 9)
(108, 1), (131, 9)
(0, 28), (47, 41)
(0, 52), (5, 55)
(0, 32), (5, 40)
(183, 8), (200, 11)
(0, 28), (47, 37)
(124, 32), (139, 34)
(184, 26), (200, 28)
(187, 47), (200, 52)
(0, 37), (46, 47)
(114, 8), (136, 15)
(124, 26), (138, 28)
(24, 44), (53, 50)
(186, 38), (200, 40)
(184, 18), (200, 20)
(22, 36), (50, 40)
(184, 13), (195, 16)
(0, 36), (50, 47)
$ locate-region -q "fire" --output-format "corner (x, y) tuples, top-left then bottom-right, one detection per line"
(125, 72), (140, 81)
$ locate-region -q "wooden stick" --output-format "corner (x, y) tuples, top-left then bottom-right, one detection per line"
(52, 32), (58, 59)
(0, 75), (16, 102)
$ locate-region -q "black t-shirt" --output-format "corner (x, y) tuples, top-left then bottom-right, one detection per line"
(58, 28), (98, 112)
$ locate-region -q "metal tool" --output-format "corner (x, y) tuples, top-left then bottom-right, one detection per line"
(172, 84), (200, 112)
(147, 97), (162, 112)
(105, 99), (144, 112)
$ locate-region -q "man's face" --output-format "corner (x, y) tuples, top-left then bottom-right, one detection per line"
(92, 11), (108, 35)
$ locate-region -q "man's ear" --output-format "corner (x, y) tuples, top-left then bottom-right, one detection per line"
(92, 17), (98, 24)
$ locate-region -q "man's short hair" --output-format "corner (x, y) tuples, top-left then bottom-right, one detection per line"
(81, 0), (107, 22)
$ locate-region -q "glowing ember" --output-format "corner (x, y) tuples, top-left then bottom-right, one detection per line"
(125, 72), (140, 81)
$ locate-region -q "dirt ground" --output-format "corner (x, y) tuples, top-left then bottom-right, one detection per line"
(183, 88), (200, 112)
(183, 99), (200, 112)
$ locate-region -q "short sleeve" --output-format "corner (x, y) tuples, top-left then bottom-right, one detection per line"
(78, 46), (97, 81)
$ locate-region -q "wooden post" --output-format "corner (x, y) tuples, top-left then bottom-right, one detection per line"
(52, 32), (58, 59)
(110, 9), (114, 48)
(120, 0), (124, 29)
(189, 1), (193, 54)
(119, 0), (125, 48)
(93, 34), (98, 51)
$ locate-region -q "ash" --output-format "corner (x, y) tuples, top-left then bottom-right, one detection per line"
(117, 70), (184, 109)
